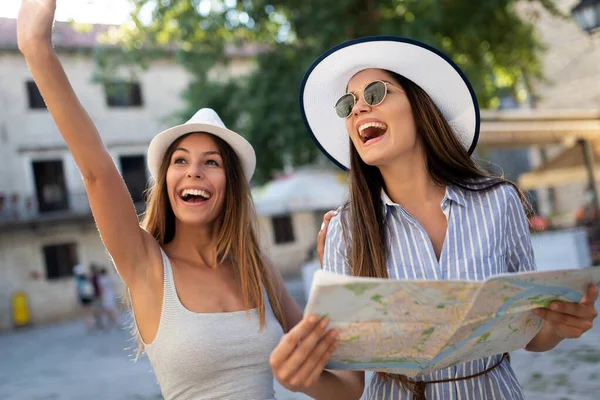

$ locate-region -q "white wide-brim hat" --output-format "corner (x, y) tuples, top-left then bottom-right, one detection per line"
(147, 108), (256, 181)
(299, 36), (480, 170)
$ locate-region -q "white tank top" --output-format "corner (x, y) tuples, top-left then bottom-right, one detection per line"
(137, 248), (284, 400)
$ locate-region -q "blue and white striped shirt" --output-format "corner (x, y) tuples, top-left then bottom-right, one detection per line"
(324, 182), (535, 399)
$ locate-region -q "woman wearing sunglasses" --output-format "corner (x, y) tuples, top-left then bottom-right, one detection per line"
(302, 36), (598, 399)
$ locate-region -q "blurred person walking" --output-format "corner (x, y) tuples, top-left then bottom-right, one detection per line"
(73, 264), (95, 333)
(98, 267), (121, 329)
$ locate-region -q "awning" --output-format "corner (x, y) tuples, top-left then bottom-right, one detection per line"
(252, 167), (348, 215)
(479, 109), (600, 148)
(518, 141), (600, 190)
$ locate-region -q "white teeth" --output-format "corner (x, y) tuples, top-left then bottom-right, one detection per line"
(358, 122), (388, 136)
(181, 188), (211, 199)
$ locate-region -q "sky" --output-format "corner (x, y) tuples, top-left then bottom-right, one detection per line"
(0, 0), (134, 24)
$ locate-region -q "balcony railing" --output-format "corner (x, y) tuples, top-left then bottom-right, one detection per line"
(0, 191), (146, 229)
(0, 191), (91, 226)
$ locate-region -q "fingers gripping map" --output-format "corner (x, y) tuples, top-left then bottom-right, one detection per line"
(304, 267), (600, 378)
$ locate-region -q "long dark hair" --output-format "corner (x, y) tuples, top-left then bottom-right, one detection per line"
(341, 71), (530, 387)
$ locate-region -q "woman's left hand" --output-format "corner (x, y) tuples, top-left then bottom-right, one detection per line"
(317, 207), (341, 267)
(270, 314), (339, 393)
(533, 284), (598, 339)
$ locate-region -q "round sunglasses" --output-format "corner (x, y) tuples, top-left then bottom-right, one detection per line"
(334, 80), (404, 119)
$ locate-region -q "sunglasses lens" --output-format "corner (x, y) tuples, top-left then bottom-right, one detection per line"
(335, 94), (355, 118)
(364, 81), (387, 106)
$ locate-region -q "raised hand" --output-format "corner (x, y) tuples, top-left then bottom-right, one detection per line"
(17, 0), (58, 54)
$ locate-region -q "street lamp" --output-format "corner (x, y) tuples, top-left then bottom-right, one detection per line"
(571, 0), (600, 34)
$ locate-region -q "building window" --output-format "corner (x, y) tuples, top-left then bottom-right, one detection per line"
(120, 155), (148, 203)
(26, 81), (46, 109)
(43, 243), (78, 280)
(32, 160), (69, 213)
(272, 215), (295, 244)
(105, 81), (143, 108)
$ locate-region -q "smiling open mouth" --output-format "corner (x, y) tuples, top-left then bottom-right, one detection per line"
(180, 188), (211, 203)
(358, 122), (388, 144)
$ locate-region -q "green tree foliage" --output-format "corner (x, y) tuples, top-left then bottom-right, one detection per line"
(100, 0), (563, 182)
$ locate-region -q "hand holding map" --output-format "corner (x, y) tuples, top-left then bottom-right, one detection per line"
(304, 267), (600, 378)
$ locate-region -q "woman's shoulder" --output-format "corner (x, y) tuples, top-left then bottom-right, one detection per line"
(458, 178), (521, 206)
(326, 209), (343, 238)
(323, 204), (351, 247)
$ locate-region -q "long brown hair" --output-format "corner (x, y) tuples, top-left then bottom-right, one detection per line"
(141, 132), (286, 332)
(342, 71), (530, 387)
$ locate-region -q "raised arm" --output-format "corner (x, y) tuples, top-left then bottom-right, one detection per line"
(17, 0), (157, 287)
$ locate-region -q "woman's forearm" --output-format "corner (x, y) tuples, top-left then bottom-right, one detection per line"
(525, 321), (563, 352)
(302, 370), (364, 400)
(23, 44), (113, 180)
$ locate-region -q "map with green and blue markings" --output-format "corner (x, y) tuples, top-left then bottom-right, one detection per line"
(304, 267), (600, 377)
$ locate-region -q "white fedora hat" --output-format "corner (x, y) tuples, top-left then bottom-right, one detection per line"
(299, 36), (480, 170)
(147, 108), (256, 181)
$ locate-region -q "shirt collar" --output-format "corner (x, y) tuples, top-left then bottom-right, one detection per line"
(444, 184), (467, 207)
(381, 189), (395, 206)
(380, 184), (467, 209)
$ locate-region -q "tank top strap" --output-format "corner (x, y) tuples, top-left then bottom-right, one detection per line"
(158, 247), (180, 311)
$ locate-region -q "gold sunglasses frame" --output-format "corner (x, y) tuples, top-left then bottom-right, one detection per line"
(334, 80), (404, 119)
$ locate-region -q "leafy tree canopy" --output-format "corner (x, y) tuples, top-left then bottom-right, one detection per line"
(97, 0), (563, 182)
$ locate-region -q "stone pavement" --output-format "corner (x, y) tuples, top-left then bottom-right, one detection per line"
(0, 284), (598, 400)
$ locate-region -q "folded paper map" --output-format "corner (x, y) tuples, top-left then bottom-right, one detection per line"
(304, 267), (600, 378)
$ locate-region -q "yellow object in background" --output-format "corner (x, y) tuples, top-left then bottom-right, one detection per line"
(335, 171), (348, 183)
(12, 291), (31, 327)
